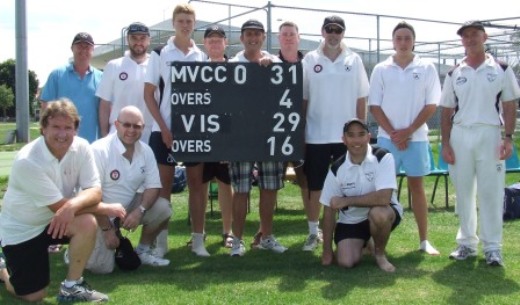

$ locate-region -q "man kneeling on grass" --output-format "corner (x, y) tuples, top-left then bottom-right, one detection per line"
(320, 119), (403, 272)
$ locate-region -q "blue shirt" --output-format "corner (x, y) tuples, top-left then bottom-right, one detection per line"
(40, 63), (103, 143)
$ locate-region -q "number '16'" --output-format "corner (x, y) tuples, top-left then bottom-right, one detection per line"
(267, 136), (293, 156)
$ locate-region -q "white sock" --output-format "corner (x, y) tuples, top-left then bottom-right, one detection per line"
(308, 221), (319, 236)
(135, 244), (150, 255)
(64, 277), (83, 288)
(191, 233), (205, 249)
(155, 229), (168, 251)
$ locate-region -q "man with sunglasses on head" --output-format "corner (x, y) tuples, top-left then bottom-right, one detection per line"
(86, 106), (172, 272)
(96, 22), (155, 143)
(301, 16), (369, 252)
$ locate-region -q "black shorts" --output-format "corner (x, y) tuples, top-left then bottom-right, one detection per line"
(149, 131), (177, 166)
(203, 162), (231, 184)
(304, 143), (346, 191)
(334, 206), (401, 245)
(2, 226), (70, 296)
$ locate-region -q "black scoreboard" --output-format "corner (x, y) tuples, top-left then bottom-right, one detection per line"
(170, 62), (303, 162)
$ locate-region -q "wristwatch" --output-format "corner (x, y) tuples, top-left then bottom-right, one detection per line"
(139, 205), (147, 214)
(505, 134), (514, 140)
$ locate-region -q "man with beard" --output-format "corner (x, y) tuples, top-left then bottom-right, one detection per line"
(302, 16), (370, 261)
(96, 22), (155, 143)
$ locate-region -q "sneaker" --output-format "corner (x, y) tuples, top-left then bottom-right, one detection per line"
(138, 251), (170, 267)
(191, 244), (210, 257)
(485, 250), (504, 267)
(302, 230), (323, 251)
(150, 247), (166, 259)
(257, 235), (287, 253)
(57, 279), (109, 303)
(449, 245), (477, 261)
(419, 240), (440, 256)
(230, 238), (245, 257)
(251, 232), (262, 249)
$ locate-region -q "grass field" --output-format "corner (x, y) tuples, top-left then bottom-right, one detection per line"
(0, 123), (520, 304)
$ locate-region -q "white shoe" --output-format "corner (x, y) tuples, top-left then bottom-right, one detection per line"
(230, 238), (246, 257)
(302, 230), (323, 251)
(138, 251), (170, 267)
(258, 235), (287, 253)
(150, 247), (166, 259)
(419, 240), (440, 256)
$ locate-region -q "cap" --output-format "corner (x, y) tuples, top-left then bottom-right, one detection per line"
(204, 25), (226, 38)
(343, 118), (369, 133)
(71, 32), (94, 46)
(127, 22), (150, 36)
(241, 19), (265, 32)
(457, 20), (486, 35)
(322, 15), (345, 30)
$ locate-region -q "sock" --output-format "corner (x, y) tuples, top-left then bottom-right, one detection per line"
(191, 233), (205, 249)
(155, 229), (168, 251)
(63, 277), (83, 288)
(308, 221), (319, 236)
(135, 244), (151, 255)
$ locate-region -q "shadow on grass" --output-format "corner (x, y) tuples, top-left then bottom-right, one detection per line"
(431, 258), (519, 304)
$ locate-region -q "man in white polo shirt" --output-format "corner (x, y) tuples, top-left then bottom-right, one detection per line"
(302, 15), (369, 250)
(440, 20), (520, 266)
(96, 22), (155, 143)
(87, 106), (172, 272)
(320, 119), (403, 272)
(0, 99), (108, 302)
(369, 21), (441, 255)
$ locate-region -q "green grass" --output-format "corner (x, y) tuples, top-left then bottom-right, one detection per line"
(0, 124), (520, 304)
(1, 180), (520, 304)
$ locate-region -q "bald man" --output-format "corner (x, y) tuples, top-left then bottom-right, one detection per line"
(86, 106), (172, 272)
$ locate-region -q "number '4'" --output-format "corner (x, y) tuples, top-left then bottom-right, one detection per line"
(279, 89), (292, 108)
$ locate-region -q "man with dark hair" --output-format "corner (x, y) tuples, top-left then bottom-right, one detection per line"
(0, 99), (109, 302)
(320, 119), (403, 272)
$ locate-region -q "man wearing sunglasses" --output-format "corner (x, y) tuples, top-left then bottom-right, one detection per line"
(86, 106), (172, 272)
(301, 16), (370, 256)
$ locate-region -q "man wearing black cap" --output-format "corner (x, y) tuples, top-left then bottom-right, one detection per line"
(228, 19), (287, 257)
(40, 32), (102, 144)
(320, 119), (403, 272)
(301, 16), (370, 255)
(96, 22), (155, 143)
(440, 20), (520, 266)
(201, 25), (234, 249)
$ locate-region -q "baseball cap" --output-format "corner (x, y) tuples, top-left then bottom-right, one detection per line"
(457, 20), (486, 35)
(322, 15), (345, 30)
(241, 19), (265, 32)
(343, 118), (369, 133)
(71, 32), (94, 46)
(127, 22), (150, 36)
(204, 25), (226, 38)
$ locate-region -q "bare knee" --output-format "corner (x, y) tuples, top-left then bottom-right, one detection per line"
(69, 214), (97, 237)
(337, 256), (358, 269)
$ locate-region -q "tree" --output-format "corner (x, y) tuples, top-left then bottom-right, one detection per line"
(0, 59), (39, 118)
(0, 84), (14, 119)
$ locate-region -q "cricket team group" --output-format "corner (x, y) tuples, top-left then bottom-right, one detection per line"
(0, 2), (519, 303)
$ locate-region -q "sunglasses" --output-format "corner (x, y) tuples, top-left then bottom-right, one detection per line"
(118, 121), (143, 130)
(325, 27), (343, 34)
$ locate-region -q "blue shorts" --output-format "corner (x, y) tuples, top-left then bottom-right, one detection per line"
(377, 138), (430, 177)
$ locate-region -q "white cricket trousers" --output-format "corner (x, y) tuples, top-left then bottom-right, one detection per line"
(448, 124), (504, 252)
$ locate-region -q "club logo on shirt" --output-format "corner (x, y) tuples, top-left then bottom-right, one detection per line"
(496, 163), (503, 172)
(487, 73), (497, 82)
(140, 166), (145, 174)
(119, 72), (128, 81)
(413, 73), (420, 80)
(365, 171), (375, 182)
(344, 65), (352, 72)
(313, 64), (323, 73)
(110, 169), (120, 181)
(455, 76), (467, 86)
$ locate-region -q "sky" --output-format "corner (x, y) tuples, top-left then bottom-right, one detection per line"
(1, 0), (518, 86)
